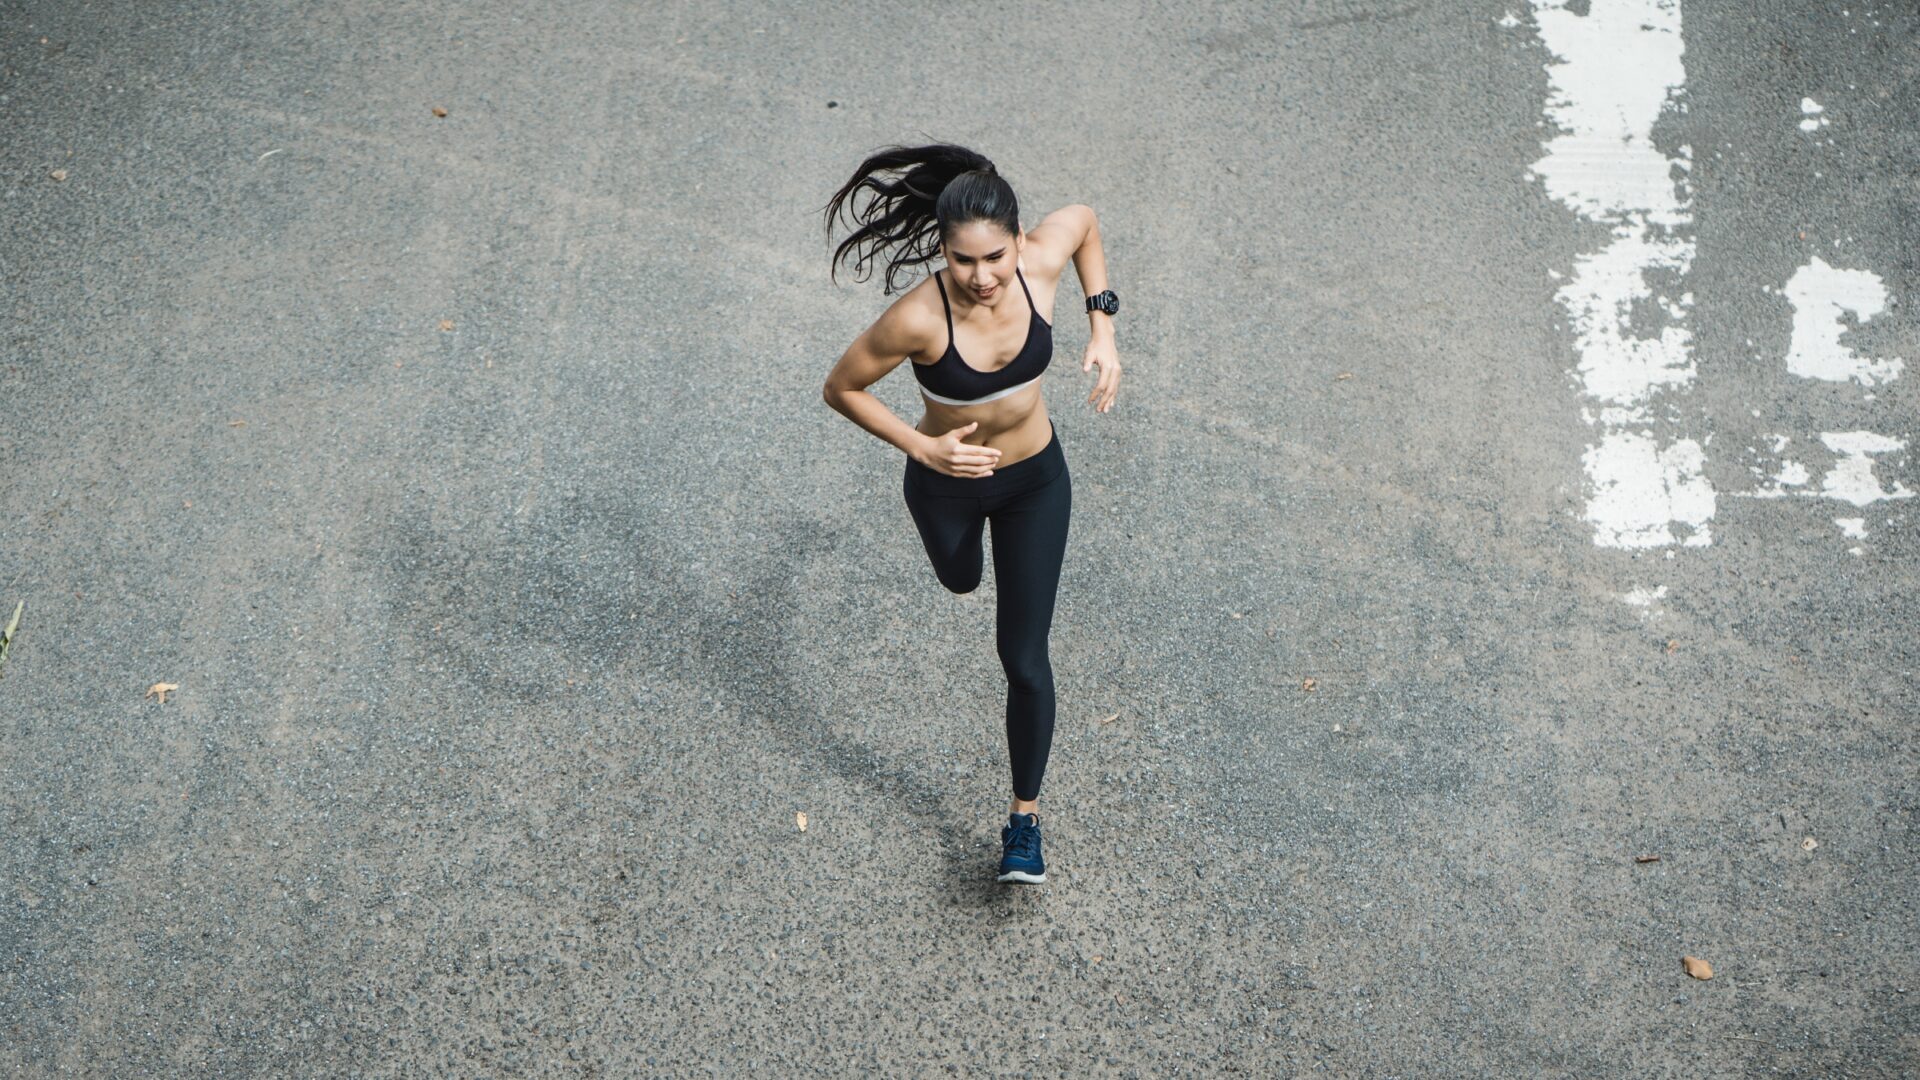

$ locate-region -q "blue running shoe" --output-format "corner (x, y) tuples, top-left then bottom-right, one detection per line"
(998, 812), (1047, 883)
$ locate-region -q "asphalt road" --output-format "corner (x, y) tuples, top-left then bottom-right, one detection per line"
(2, 1), (1915, 1075)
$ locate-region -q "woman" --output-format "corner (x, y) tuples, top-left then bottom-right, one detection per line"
(819, 143), (1121, 884)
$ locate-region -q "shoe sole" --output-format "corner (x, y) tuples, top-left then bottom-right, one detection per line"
(997, 869), (1047, 884)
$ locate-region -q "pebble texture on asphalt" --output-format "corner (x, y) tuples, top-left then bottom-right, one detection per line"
(1, 1), (1914, 1075)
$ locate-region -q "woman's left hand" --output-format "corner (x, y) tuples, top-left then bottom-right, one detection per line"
(1083, 336), (1121, 413)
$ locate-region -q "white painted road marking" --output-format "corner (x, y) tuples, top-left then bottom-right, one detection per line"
(1799, 97), (1830, 133)
(1814, 432), (1913, 507)
(1525, 0), (1713, 549)
(1782, 257), (1905, 385)
(1728, 110), (1909, 547)
(1520, 10), (1909, 561)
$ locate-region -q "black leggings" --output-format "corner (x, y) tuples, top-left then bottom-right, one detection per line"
(902, 421), (1071, 802)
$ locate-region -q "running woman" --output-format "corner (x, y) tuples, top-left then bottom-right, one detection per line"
(820, 143), (1121, 884)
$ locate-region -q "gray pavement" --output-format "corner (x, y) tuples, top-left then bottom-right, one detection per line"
(2, 1), (1916, 1075)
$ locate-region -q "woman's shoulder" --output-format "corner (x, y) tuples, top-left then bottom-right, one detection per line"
(1024, 205), (1096, 281)
(864, 271), (946, 357)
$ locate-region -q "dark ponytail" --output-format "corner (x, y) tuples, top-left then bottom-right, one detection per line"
(822, 142), (1021, 295)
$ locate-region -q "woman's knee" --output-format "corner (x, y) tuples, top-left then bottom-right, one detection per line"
(997, 643), (1053, 692)
(938, 567), (982, 595)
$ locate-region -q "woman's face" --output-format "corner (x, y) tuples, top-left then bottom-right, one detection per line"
(943, 220), (1024, 306)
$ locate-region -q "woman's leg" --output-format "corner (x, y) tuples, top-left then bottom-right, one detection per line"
(903, 468), (987, 594)
(986, 462), (1072, 803)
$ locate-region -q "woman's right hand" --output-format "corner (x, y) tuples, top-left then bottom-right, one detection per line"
(914, 421), (1002, 478)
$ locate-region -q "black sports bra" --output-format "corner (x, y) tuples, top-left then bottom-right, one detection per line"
(913, 264), (1053, 406)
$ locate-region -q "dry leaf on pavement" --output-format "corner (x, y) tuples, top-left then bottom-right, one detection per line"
(0, 600), (21, 668)
(795, 812), (807, 832)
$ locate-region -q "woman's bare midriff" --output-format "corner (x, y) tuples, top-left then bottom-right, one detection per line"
(915, 383), (1051, 468)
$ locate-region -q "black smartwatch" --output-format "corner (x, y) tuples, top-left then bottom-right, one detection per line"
(1085, 290), (1119, 317)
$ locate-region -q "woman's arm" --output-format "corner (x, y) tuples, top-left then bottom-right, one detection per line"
(1032, 204), (1121, 413)
(822, 302), (935, 462)
(1062, 207), (1115, 346)
(823, 301), (1002, 477)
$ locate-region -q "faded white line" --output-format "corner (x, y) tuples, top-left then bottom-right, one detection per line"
(1729, 100), (1909, 557)
(1524, 0), (1713, 549)
(1620, 580), (1666, 614)
(1739, 431), (1911, 510)
(1816, 432), (1913, 506)
(1799, 97), (1830, 133)
(1782, 257), (1904, 385)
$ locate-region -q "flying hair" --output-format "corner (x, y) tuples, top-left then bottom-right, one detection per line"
(822, 141), (1021, 295)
